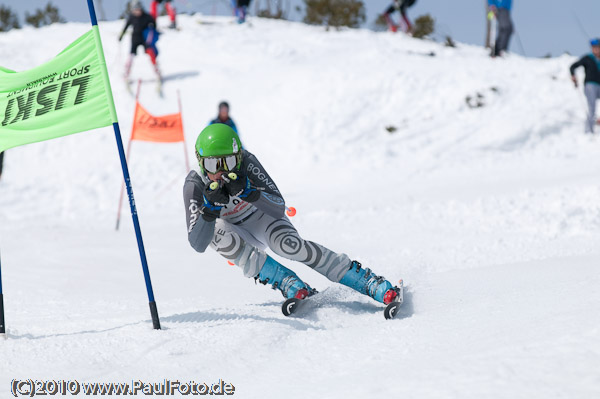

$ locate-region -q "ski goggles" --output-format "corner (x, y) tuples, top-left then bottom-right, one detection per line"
(200, 153), (241, 174)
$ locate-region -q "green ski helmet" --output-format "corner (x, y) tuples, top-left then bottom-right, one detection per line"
(195, 124), (243, 174)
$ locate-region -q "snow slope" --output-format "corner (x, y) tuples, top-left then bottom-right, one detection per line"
(1, 15), (599, 398)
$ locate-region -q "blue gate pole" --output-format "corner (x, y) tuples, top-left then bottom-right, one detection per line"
(0, 248), (5, 335)
(87, 0), (160, 329)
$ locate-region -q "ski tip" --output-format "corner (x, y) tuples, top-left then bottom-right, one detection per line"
(282, 298), (300, 317)
(384, 301), (401, 320)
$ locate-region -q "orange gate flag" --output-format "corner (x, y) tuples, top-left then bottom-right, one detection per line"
(116, 89), (190, 232)
(131, 102), (184, 143)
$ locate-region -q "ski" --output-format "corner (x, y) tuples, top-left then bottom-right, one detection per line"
(383, 279), (404, 320)
(281, 288), (317, 316)
(281, 297), (303, 316)
(281, 281), (404, 319)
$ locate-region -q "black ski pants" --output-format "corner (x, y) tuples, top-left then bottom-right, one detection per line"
(494, 8), (513, 56)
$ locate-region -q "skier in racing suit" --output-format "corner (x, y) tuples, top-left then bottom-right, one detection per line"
(183, 124), (401, 304)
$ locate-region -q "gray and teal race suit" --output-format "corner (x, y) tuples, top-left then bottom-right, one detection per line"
(183, 149), (351, 282)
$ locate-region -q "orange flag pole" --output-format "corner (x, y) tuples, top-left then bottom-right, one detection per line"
(177, 89), (190, 173)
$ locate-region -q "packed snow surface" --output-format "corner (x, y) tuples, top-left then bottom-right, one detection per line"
(1, 15), (599, 399)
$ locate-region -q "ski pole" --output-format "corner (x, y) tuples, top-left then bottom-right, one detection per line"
(485, 0), (491, 48)
(0, 247), (5, 337)
(514, 29), (527, 56)
(488, 12), (496, 56)
(155, 172), (187, 200)
(109, 32), (123, 71)
(572, 10), (591, 40)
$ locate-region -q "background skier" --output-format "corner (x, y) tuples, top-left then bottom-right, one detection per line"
(382, 0), (416, 33)
(0, 151), (4, 180)
(183, 124), (402, 309)
(209, 101), (238, 133)
(570, 38), (600, 134)
(488, 0), (513, 57)
(233, 0), (252, 24)
(150, 0), (177, 29)
(118, 1), (161, 80)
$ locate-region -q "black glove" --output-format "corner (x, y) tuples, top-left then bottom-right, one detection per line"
(222, 172), (261, 203)
(201, 181), (229, 222)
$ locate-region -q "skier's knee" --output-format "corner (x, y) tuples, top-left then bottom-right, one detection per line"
(272, 232), (305, 258)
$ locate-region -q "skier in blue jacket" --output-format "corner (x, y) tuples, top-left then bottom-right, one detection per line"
(183, 124), (402, 312)
(488, 0), (513, 57)
(209, 101), (238, 134)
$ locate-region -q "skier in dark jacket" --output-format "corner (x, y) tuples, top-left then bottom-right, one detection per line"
(119, 1), (161, 79)
(570, 38), (600, 133)
(232, 0), (252, 24)
(382, 0), (416, 33)
(150, 0), (177, 29)
(183, 124), (403, 314)
(0, 151), (4, 180)
(209, 101), (238, 134)
(488, 0), (513, 57)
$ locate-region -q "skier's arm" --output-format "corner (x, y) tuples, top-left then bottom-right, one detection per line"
(119, 16), (132, 41)
(569, 57), (586, 77)
(148, 14), (157, 29)
(242, 151), (286, 219)
(570, 57), (587, 87)
(183, 171), (216, 253)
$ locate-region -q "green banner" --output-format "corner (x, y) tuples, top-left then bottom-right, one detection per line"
(0, 27), (116, 153)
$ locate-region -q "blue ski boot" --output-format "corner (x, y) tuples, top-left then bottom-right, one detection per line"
(339, 261), (399, 304)
(256, 256), (312, 299)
